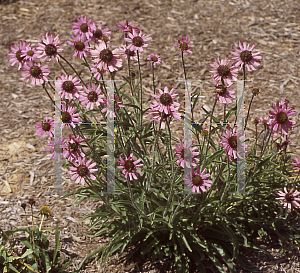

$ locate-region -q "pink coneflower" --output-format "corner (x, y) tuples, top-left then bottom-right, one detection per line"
(79, 82), (105, 110)
(67, 156), (98, 186)
(21, 61), (50, 85)
(275, 187), (300, 211)
(35, 116), (55, 138)
(90, 63), (107, 81)
(117, 20), (140, 34)
(116, 152), (144, 181)
(123, 29), (152, 53)
(61, 102), (80, 129)
(147, 53), (161, 67)
(147, 106), (181, 130)
(20, 43), (39, 63)
(90, 40), (122, 72)
(214, 82), (236, 104)
(7, 40), (27, 70)
(183, 167), (213, 193)
(268, 100), (296, 135)
(118, 44), (140, 62)
(230, 41), (262, 72)
(62, 134), (86, 162)
(56, 73), (83, 100)
(72, 15), (93, 41)
(90, 22), (111, 43)
(45, 136), (68, 161)
(67, 34), (91, 59)
(35, 31), (65, 63)
(220, 125), (248, 162)
(101, 94), (125, 119)
(174, 139), (200, 168)
(259, 116), (273, 130)
(279, 97), (290, 109)
(208, 56), (238, 86)
(292, 156), (300, 171)
(173, 36), (193, 54)
(149, 86), (180, 115)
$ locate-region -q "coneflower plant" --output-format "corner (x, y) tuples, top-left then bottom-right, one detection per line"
(6, 18), (300, 273)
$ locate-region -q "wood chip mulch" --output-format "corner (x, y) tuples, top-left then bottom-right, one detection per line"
(1, 0), (300, 272)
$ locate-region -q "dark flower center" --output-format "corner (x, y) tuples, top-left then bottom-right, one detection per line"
(180, 148), (192, 159)
(88, 91), (98, 102)
(80, 23), (88, 33)
(77, 165), (89, 177)
(126, 49), (135, 57)
(62, 112), (71, 123)
(62, 81), (75, 92)
(160, 93), (172, 106)
(201, 129), (209, 136)
(276, 112), (288, 124)
(100, 48), (113, 63)
(68, 142), (79, 152)
(30, 66), (42, 77)
(27, 50), (34, 57)
(217, 65), (230, 78)
(151, 56), (158, 62)
(240, 50), (252, 63)
(285, 193), (294, 202)
(192, 175), (203, 187)
(45, 44), (57, 56)
(124, 159), (134, 172)
(16, 50), (25, 61)
(180, 42), (188, 51)
(42, 122), (51, 131)
(252, 88), (260, 96)
(132, 36), (143, 47)
(130, 70), (136, 78)
(75, 42), (85, 51)
(93, 29), (102, 39)
(215, 85), (227, 96)
(228, 136), (237, 149)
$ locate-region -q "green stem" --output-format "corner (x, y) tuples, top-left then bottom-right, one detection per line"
(137, 51), (143, 128)
(151, 63), (156, 95)
(245, 94), (254, 130)
(165, 117), (174, 174)
(163, 164), (181, 219)
(39, 215), (45, 232)
(126, 177), (148, 218)
(57, 53), (86, 86)
(170, 191), (193, 226)
(214, 154), (231, 217)
(246, 127), (274, 187)
(203, 99), (218, 161)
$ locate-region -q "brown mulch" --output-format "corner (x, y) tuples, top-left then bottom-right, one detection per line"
(1, 0), (300, 272)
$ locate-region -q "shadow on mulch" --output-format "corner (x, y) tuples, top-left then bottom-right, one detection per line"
(0, 0), (19, 5)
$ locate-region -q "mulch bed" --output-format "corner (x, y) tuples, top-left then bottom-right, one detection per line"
(1, 0), (300, 272)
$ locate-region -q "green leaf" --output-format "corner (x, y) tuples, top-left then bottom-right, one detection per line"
(205, 244), (226, 273)
(77, 246), (106, 270)
(59, 257), (77, 271)
(80, 62), (89, 68)
(53, 224), (59, 263)
(179, 231), (192, 252)
(20, 248), (33, 259)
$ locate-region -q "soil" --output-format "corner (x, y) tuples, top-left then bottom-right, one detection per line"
(1, 0), (300, 272)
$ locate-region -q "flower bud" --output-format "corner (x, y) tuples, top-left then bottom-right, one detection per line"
(252, 87), (260, 96)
